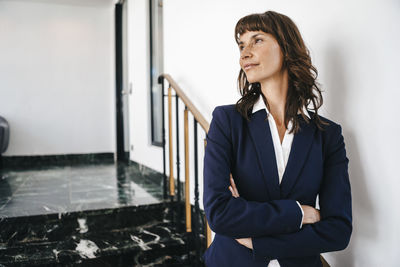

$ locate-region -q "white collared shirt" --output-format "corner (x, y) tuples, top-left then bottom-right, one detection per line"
(252, 94), (310, 267)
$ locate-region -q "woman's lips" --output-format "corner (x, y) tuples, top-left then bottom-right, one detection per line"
(244, 64), (259, 70)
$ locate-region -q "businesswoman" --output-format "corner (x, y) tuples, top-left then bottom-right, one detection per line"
(202, 10), (352, 267)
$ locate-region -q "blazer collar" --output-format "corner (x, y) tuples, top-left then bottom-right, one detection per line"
(252, 94), (311, 120)
(247, 99), (316, 200)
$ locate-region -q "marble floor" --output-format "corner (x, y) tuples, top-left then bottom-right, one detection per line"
(0, 162), (164, 218)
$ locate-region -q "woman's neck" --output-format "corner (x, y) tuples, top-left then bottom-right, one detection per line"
(260, 69), (289, 125)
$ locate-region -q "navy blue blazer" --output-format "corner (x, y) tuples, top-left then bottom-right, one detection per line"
(202, 104), (352, 267)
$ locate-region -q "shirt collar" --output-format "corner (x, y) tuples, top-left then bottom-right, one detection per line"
(251, 94), (311, 119)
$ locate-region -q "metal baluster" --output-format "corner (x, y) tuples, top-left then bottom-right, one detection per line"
(168, 85), (175, 198)
(158, 76), (167, 200)
(175, 95), (183, 230)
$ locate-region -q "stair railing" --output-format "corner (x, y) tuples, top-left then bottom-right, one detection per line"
(158, 73), (211, 265)
(157, 73), (330, 267)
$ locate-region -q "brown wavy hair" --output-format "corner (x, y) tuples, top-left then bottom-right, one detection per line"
(234, 10), (329, 133)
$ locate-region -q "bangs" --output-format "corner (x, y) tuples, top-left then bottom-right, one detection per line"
(234, 13), (274, 44)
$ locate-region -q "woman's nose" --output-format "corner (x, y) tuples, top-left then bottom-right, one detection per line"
(241, 46), (252, 59)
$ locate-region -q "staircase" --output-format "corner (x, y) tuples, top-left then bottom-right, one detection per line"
(0, 162), (206, 266)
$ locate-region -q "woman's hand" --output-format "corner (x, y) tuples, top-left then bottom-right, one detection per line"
(236, 237), (253, 250)
(301, 205), (321, 224)
(229, 174), (253, 249)
(229, 173), (240, 198)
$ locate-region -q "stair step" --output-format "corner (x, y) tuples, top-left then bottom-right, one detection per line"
(0, 202), (205, 266)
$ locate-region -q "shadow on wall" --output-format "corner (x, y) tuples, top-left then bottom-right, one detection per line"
(323, 44), (376, 267)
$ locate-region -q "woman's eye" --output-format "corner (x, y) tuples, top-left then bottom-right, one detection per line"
(255, 39), (262, 43)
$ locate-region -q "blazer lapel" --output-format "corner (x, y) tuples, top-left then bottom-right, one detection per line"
(280, 115), (316, 199)
(247, 111), (317, 200)
(247, 109), (280, 200)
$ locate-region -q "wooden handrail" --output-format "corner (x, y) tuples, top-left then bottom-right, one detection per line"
(159, 73), (209, 133)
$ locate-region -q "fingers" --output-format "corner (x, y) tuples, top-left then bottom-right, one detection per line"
(230, 174), (239, 196)
(230, 177), (239, 196)
(315, 209), (321, 222)
(229, 173), (240, 198)
(311, 208), (321, 222)
(301, 205), (321, 224)
(229, 185), (239, 198)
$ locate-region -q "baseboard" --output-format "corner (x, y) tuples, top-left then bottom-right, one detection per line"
(1, 152), (114, 170)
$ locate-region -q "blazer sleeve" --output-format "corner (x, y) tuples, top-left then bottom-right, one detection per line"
(251, 123), (353, 260)
(203, 106), (303, 239)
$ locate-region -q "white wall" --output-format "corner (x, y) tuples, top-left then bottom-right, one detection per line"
(127, 0), (165, 171)
(129, 0), (400, 266)
(0, 0), (116, 156)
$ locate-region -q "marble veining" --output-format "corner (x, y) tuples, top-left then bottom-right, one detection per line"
(77, 218), (88, 234)
(75, 239), (99, 259)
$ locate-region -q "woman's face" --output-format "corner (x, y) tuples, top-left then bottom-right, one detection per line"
(238, 30), (284, 84)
